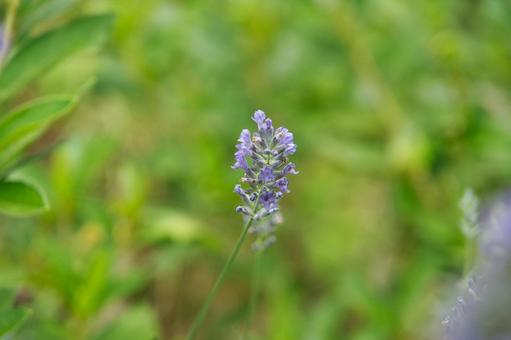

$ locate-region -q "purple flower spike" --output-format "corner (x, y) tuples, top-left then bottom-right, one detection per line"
(232, 110), (298, 250)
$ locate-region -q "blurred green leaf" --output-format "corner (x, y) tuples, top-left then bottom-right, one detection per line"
(0, 139), (65, 178)
(29, 239), (79, 305)
(49, 137), (116, 217)
(95, 305), (160, 340)
(303, 297), (344, 340)
(0, 14), (114, 102)
(0, 96), (76, 174)
(141, 208), (213, 246)
(113, 163), (148, 219)
(0, 307), (31, 337)
(106, 271), (148, 302)
(18, 0), (78, 39)
(342, 273), (395, 337)
(0, 180), (48, 216)
(74, 250), (110, 318)
(315, 136), (388, 175)
(0, 288), (15, 309)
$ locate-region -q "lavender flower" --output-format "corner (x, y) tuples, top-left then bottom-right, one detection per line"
(232, 110), (298, 250)
(442, 195), (511, 340)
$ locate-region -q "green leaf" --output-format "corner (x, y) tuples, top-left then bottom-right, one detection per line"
(140, 208), (212, 246)
(18, 0), (78, 39)
(74, 250), (111, 318)
(0, 14), (114, 102)
(0, 307), (31, 337)
(95, 305), (160, 340)
(0, 180), (48, 216)
(0, 96), (76, 172)
(0, 139), (65, 178)
(0, 288), (15, 309)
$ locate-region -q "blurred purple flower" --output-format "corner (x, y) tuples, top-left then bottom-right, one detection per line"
(233, 110), (298, 250)
(0, 25), (8, 59)
(442, 195), (511, 339)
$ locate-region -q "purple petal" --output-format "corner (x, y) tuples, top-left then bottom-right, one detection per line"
(239, 129), (251, 146)
(259, 166), (275, 182)
(283, 163), (298, 175)
(284, 143), (297, 156)
(252, 110), (266, 129)
(276, 127), (293, 145)
(259, 189), (277, 210)
(276, 177), (289, 193)
(232, 151), (248, 170)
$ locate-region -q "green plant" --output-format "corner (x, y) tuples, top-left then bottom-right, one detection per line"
(0, 288), (30, 337)
(0, 1), (112, 217)
(0, 1), (112, 337)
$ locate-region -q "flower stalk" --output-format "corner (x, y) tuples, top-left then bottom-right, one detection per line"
(187, 110), (297, 339)
(245, 249), (263, 339)
(186, 215), (256, 340)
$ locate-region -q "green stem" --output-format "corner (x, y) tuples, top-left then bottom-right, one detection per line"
(187, 216), (255, 340)
(245, 249), (262, 339)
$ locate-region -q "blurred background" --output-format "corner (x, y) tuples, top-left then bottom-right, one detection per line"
(1, 0), (511, 339)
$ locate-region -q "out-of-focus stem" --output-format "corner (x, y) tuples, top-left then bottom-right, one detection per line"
(245, 249), (262, 339)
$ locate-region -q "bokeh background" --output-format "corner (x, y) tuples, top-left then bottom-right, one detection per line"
(2, 0), (511, 339)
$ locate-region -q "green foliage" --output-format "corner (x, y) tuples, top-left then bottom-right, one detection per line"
(1, 0), (511, 339)
(0, 96), (76, 216)
(0, 180), (48, 215)
(0, 2), (114, 336)
(0, 307), (31, 337)
(0, 96), (76, 173)
(0, 288), (31, 338)
(95, 305), (160, 340)
(0, 14), (113, 103)
(0, 3), (113, 219)
(0, 288), (15, 309)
